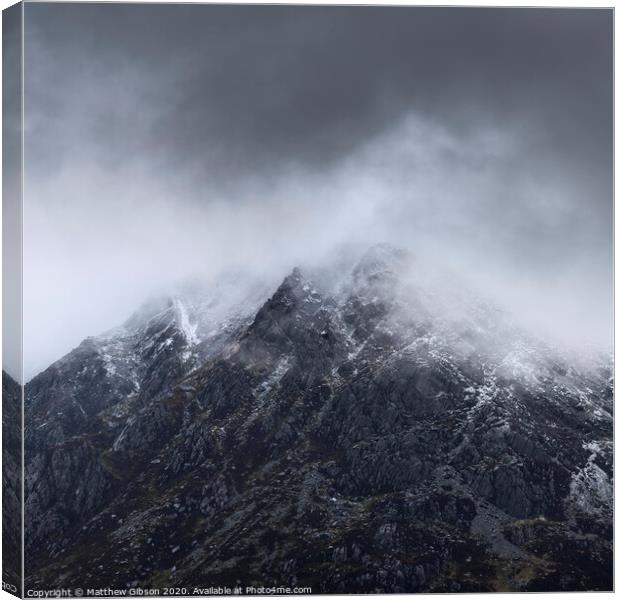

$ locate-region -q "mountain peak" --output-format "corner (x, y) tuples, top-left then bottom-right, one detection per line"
(263, 267), (322, 315)
(284, 266), (305, 286)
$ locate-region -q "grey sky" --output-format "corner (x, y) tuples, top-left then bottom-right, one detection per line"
(3, 3), (22, 382)
(21, 4), (612, 380)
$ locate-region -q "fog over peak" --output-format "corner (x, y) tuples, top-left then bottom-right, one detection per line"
(20, 5), (612, 381)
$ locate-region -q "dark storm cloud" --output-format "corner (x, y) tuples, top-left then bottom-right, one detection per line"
(21, 4), (613, 378)
(24, 5), (611, 183)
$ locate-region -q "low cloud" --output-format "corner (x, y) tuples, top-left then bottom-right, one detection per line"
(23, 109), (612, 380)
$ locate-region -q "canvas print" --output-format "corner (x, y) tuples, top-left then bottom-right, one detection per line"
(2, 3), (613, 596)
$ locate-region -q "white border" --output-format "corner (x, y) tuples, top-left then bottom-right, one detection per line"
(0, 2), (615, 600)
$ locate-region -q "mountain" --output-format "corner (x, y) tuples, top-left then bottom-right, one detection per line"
(2, 371), (22, 595)
(22, 245), (612, 593)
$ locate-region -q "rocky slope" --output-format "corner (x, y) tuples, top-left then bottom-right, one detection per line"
(22, 245), (612, 593)
(2, 371), (22, 595)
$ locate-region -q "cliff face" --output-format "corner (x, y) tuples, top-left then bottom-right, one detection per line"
(23, 246), (612, 593)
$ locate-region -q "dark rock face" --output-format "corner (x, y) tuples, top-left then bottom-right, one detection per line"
(2, 371), (22, 595)
(23, 247), (612, 593)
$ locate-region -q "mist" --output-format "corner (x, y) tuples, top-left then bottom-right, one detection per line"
(21, 5), (612, 381)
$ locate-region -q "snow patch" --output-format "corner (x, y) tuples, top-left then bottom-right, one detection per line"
(568, 440), (612, 518)
(100, 351), (117, 376)
(256, 356), (291, 400)
(174, 298), (199, 346)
